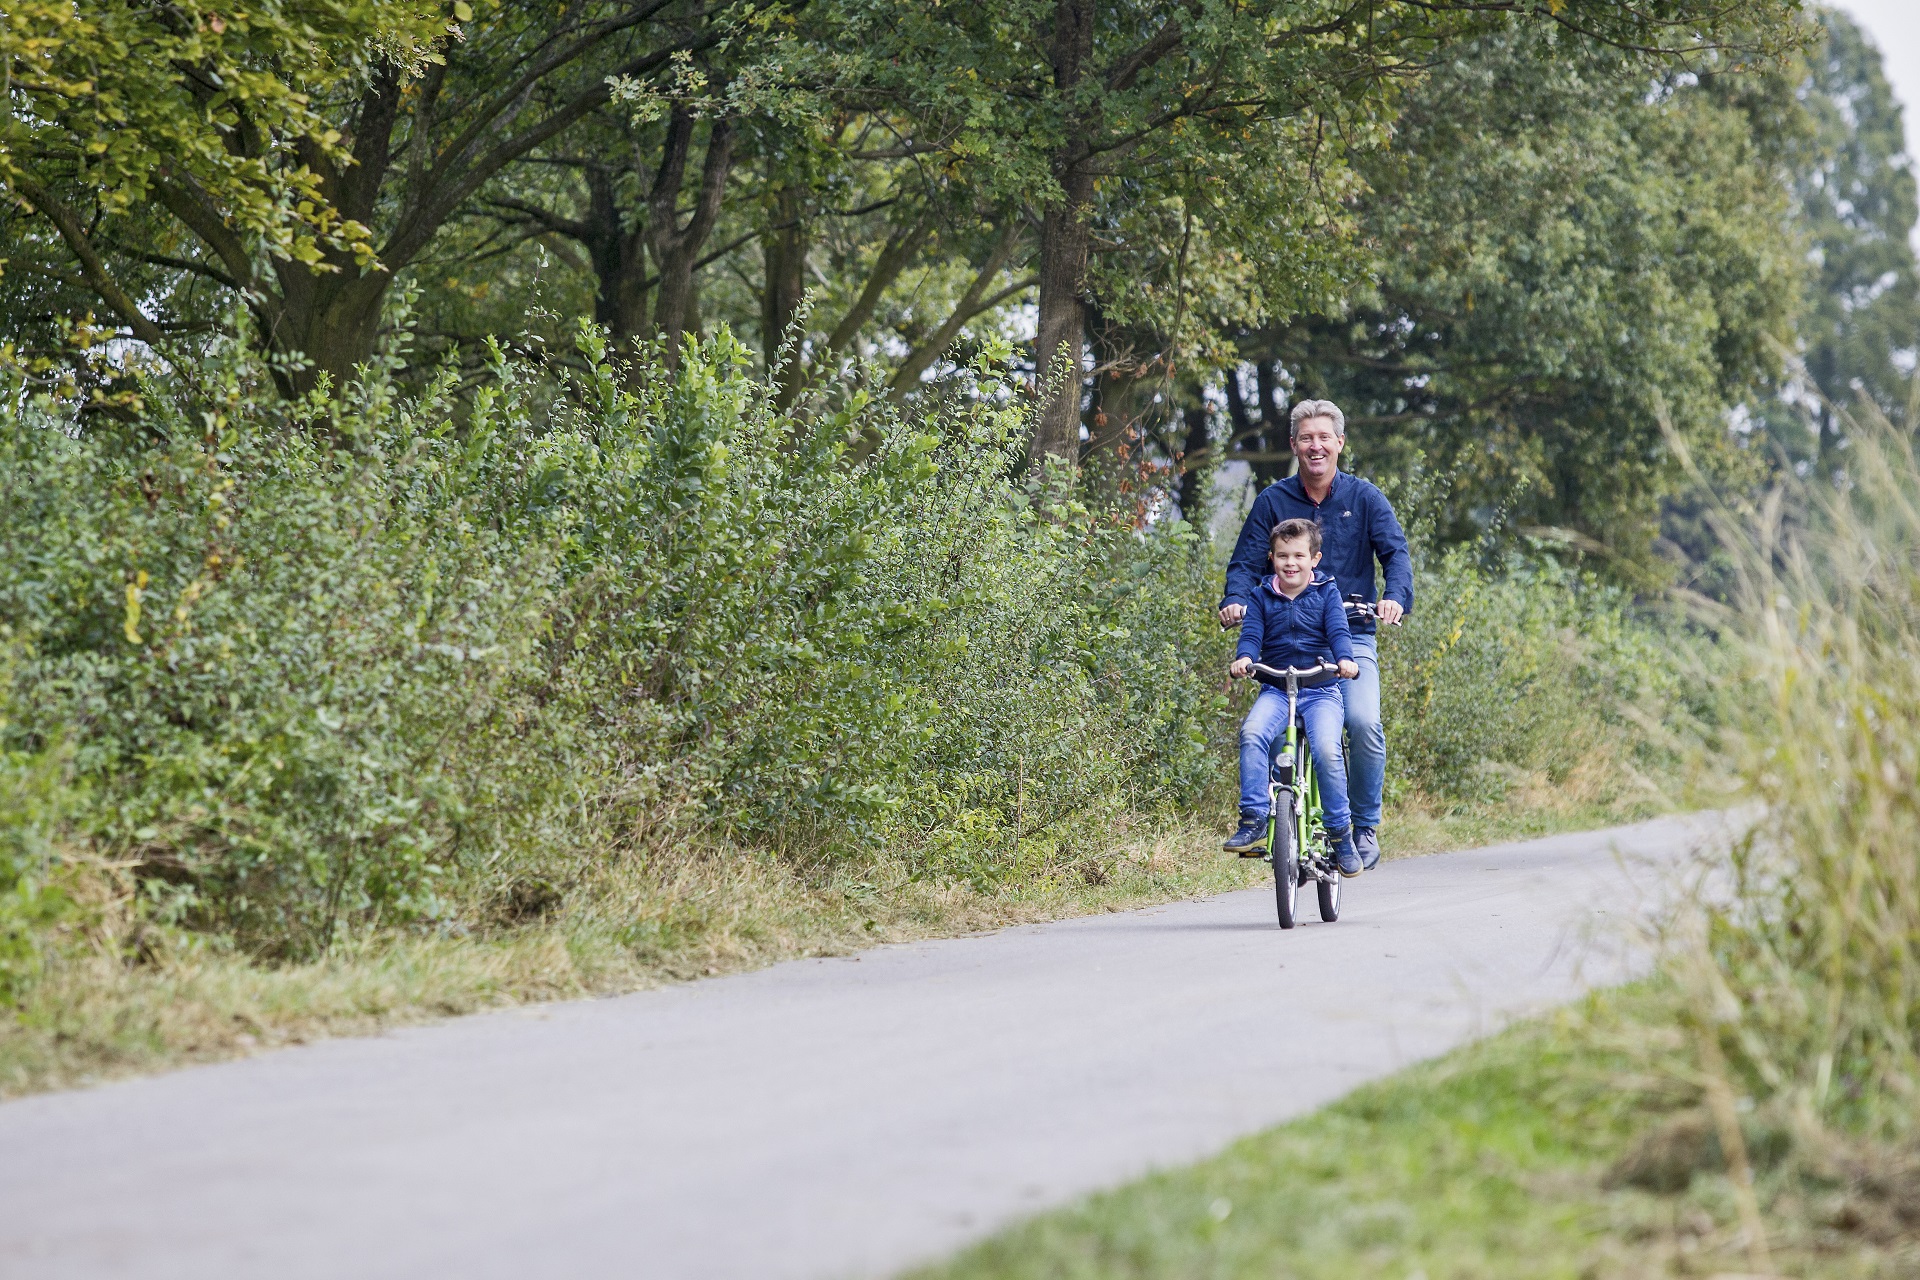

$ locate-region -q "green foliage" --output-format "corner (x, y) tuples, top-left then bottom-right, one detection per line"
(0, 0), (446, 356)
(0, 325), (1231, 957)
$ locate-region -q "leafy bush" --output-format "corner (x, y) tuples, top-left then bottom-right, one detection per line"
(0, 326), (1232, 958)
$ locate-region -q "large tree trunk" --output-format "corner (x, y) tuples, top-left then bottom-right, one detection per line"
(763, 183), (809, 403)
(1252, 359), (1290, 486)
(1029, 0), (1097, 468)
(229, 73), (407, 396)
(648, 108), (736, 369)
(581, 167), (650, 350)
(267, 276), (390, 396)
(1174, 402), (1213, 518)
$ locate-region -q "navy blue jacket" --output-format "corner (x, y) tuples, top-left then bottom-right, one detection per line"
(1236, 572), (1354, 670)
(1222, 472), (1414, 634)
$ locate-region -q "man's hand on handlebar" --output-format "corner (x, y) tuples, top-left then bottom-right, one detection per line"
(1376, 599), (1405, 626)
(1218, 603), (1246, 630)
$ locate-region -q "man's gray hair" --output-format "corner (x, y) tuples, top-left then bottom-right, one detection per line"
(1289, 398), (1346, 439)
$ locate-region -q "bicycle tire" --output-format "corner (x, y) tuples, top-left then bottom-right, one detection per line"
(1316, 869), (1341, 922)
(1271, 801), (1300, 929)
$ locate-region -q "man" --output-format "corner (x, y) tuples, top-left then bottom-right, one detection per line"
(1218, 398), (1413, 870)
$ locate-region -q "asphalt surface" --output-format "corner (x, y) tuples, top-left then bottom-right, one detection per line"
(0, 813), (1726, 1280)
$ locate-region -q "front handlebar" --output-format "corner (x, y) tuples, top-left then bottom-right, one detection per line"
(1239, 660), (1346, 690)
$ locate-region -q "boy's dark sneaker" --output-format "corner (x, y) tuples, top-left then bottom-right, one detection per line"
(1355, 827), (1381, 871)
(1328, 827), (1363, 877)
(1223, 813), (1269, 856)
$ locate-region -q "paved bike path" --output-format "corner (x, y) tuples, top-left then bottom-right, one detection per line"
(0, 814), (1724, 1280)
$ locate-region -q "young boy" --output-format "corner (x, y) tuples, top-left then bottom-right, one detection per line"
(1223, 517), (1364, 876)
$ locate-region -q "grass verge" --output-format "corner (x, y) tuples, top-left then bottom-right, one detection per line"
(913, 983), (1918, 1280)
(1, 797), (1662, 1102)
(1, 817), (1261, 1098)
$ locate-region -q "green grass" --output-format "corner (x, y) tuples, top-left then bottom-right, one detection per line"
(914, 985), (1917, 1280)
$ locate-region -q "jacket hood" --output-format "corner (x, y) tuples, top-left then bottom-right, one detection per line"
(1261, 569), (1339, 596)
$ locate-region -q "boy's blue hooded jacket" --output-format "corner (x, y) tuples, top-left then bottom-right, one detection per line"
(1236, 572), (1354, 670)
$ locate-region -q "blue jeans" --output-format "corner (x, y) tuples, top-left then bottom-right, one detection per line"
(1343, 635), (1385, 829)
(1237, 683), (1351, 832)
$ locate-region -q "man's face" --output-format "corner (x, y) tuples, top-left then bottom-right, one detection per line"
(1292, 417), (1343, 484)
(1270, 536), (1320, 589)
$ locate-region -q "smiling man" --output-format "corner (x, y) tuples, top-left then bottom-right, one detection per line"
(1218, 399), (1414, 870)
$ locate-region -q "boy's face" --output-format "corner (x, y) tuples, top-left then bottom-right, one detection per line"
(1270, 536), (1320, 589)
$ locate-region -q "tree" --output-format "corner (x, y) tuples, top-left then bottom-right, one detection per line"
(1206, 23), (1805, 567)
(1785, 7), (1920, 468)
(2, 0), (777, 393)
(833, 0), (1805, 470)
(1, 0), (443, 356)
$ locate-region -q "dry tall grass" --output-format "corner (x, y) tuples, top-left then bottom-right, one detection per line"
(1681, 395), (1920, 1143)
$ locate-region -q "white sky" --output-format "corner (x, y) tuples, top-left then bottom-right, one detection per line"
(1837, 1), (1918, 141)
(1836, 0), (1919, 249)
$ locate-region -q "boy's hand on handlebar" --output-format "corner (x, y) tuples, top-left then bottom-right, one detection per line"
(1376, 599), (1405, 626)
(1229, 656), (1253, 679)
(1337, 659), (1359, 679)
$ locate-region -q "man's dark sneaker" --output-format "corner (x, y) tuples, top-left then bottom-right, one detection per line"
(1355, 827), (1381, 871)
(1223, 813), (1269, 856)
(1328, 827), (1363, 877)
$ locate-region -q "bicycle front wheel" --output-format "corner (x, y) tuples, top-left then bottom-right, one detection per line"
(1271, 800), (1300, 929)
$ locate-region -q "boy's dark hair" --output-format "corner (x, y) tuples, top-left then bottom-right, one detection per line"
(1270, 517), (1321, 554)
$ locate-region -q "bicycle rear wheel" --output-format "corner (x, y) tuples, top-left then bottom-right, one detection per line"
(1271, 801), (1300, 929)
(1316, 868), (1341, 922)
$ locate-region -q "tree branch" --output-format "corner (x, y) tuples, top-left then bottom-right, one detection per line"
(10, 175), (168, 346)
(888, 222), (1026, 400)
(1106, 18), (1183, 92)
(120, 249), (242, 291)
(388, 32), (725, 267)
(484, 195), (592, 241)
(824, 210), (933, 353)
(150, 173), (258, 292)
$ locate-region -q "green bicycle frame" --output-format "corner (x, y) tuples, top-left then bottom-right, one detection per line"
(1266, 695), (1328, 861)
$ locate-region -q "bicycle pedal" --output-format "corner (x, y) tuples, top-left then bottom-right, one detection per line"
(1237, 848), (1270, 859)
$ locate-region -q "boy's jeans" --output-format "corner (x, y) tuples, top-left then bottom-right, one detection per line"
(1343, 635), (1385, 830)
(1238, 683), (1351, 832)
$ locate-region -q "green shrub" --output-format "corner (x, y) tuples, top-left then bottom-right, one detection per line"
(0, 316), (1689, 979)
